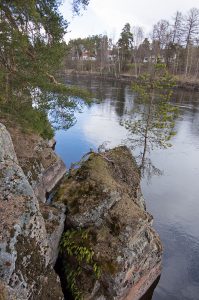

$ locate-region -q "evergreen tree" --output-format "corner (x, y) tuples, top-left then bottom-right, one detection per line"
(0, 0), (90, 136)
(0, 0), (90, 103)
(122, 64), (178, 174)
(117, 23), (133, 70)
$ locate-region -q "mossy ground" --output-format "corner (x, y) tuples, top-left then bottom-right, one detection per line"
(55, 147), (140, 213)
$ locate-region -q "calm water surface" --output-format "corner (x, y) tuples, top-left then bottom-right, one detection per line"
(54, 76), (199, 300)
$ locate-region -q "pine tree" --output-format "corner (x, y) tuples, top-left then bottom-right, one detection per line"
(0, 0), (90, 136)
(122, 64), (178, 173)
(117, 23), (133, 71)
(0, 0), (90, 103)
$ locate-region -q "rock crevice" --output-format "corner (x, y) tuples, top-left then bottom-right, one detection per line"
(0, 123), (66, 299)
(0, 123), (162, 300)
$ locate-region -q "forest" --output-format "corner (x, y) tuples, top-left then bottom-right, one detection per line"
(64, 8), (199, 81)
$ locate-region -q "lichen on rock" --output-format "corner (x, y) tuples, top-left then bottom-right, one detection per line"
(5, 124), (66, 203)
(0, 123), (64, 299)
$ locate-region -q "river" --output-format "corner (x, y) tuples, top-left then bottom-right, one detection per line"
(54, 75), (199, 300)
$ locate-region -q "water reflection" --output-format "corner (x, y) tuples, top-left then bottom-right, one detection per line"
(62, 74), (179, 180)
(55, 75), (199, 300)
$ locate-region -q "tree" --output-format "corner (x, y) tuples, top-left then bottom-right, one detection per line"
(66, 34), (110, 73)
(1, 1), (57, 100)
(132, 26), (144, 76)
(166, 12), (183, 74)
(97, 35), (109, 73)
(0, 0), (90, 134)
(183, 8), (199, 48)
(171, 11), (183, 44)
(183, 8), (199, 76)
(72, 0), (90, 15)
(138, 38), (150, 59)
(152, 19), (171, 51)
(69, 38), (84, 60)
(117, 23), (133, 71)
(122, 64), (178, 174)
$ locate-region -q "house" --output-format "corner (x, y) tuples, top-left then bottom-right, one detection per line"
(81, 51), (96, 61)
(143, 55), (165, 63)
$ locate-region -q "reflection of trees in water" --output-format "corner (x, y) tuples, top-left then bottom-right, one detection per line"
(122, 65), (179, 179)
(124, 87), (198, 179)
(125, 132), (163, 181)
(63, 75), (129, 117)
(128, 150), (163, 182)
(114, 85), (126, 117)
(173, 89), (199, 105)
(63, 74), (173, 180)
(141, 157), (163, 183)
(60, 75), (199, 180)
(190, 109), (199, 138)
(173, 90), (199, 139)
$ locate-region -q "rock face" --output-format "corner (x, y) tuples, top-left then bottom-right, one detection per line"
(6, 125), (66, 203)
(0, 124), (65, 299)
(56, 147), (162, 300)
(40, 202), (66, 266)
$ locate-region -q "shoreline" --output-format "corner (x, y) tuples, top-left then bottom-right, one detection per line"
(58, 70), (199, 92)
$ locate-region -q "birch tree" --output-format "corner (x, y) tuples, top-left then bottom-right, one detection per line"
(183, 8), (199, 76)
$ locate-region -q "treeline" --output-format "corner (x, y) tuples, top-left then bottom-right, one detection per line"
(64, 8), (199, 80)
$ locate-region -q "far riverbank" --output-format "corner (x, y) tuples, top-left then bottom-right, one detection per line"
(58, 70), (199, 92)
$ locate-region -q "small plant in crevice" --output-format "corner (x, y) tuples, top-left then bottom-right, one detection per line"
(60, 229), (101, 300)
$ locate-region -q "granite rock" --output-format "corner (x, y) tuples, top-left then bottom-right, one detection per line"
(0, 123), (64, 299)
(6, 125), (66, 203)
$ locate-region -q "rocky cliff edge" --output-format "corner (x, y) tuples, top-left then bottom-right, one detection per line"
(0, 122), (162, 300)
(0, 123), (65, 299)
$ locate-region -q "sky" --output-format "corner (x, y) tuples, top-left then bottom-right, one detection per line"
(60, 0), (199, 42)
